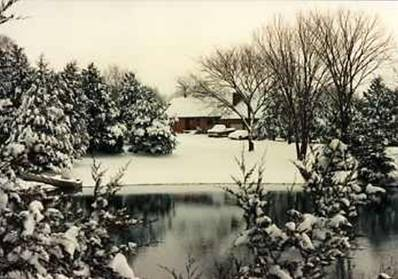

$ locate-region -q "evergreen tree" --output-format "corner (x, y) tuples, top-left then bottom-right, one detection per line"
(0, 98), (13, 145)
(3, 57), (74, 172)
(0, 36), (31, 104)
(81, 63), (125, 153)
(350, 78), (396, 186)
(127, 86), (176, 155)
(119, 72), (143, 128)
(255, 91), (289, 141)
(57, 61), (90, 158)
(0, 36), (31, 146)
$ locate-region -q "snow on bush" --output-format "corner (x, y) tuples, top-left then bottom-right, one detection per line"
(226, 152), (351, 279)
(295, 139), (370, 219)
(127, 87), (176, 155)
(0, 160), (140, 279)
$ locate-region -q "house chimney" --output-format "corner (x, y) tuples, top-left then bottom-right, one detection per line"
(232, 93), (241, 106)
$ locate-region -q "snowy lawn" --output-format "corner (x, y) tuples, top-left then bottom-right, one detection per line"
(72, 134), (304, 188)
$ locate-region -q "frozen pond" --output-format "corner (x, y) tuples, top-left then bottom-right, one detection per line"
(80, 187), (398, 279)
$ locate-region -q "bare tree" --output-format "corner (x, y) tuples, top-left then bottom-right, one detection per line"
(103, 64), (129, 103)
(256, 15), (329, 160)
(175, 76), (196, 98)
(0, 0), (20, 25)
(310, 9), (393, 143)
(188, 45), (273, 151)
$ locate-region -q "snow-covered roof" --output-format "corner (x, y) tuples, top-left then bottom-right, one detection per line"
(220, 101), (260, 120)
(166, 96), (222, 118)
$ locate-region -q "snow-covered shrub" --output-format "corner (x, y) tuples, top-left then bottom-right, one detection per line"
(227, 153), (351, 279)
(295, 139), (385, 220)
(127, 87), (176, 155)
(0, 161), (140, 279)
(82, 63), (124, 154)
(2, 58), (74, 173)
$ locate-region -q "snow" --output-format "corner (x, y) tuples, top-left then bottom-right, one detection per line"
(365, 183), (386, 194)
(228, 129), (249, 140)
(207, 124), (227, 133)
(269, 265), (293, 279)
(54, 226), (80, 258)
(329, 214), (349, 228)
(109, 253), (139, 279)
(166, 96), (221, 118)
(72, 134), (304, 188)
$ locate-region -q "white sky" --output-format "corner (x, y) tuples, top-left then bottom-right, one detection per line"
(1, 0), (398, 95)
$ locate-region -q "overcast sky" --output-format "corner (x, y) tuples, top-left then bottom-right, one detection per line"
(1, 0), (398, 95)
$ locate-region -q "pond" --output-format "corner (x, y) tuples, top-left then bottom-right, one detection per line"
(80, 186), (398, 279)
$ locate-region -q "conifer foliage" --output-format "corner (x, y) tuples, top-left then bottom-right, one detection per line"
(126, 85), (176, 155)
(3, 57), (74, 172)
(81, 63), (125, 153)
(350, 78), (396, 186)
(57, 62), (90, 158)
(0, 36), (31, 146)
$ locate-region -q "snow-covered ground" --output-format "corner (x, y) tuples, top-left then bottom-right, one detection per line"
(72, 134), (304, 188)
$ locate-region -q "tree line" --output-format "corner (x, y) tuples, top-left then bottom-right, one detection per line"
(0, 36), (176, 173)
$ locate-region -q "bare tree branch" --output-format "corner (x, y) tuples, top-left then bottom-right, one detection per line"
(0, 0), (21, 25)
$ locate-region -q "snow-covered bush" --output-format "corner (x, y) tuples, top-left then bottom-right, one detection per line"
(0, 160), (140, 279)
(82, 63), (125, 154)
(295, 139), (385, 220)
(1, 58), (74, 173)
(227, 153), (351, 279)
(127, 86), (176, 155)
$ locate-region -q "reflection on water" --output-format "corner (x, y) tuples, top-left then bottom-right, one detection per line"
(80, 189), (398, 279)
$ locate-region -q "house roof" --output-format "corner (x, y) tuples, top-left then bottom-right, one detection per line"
(166, 96), (222, 118)
(220, 99), (261, 120)
(167, 95), (261, 120)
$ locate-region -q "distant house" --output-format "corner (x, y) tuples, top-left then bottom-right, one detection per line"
(167, 95), (260, 133)
(166, 96), (221, 133)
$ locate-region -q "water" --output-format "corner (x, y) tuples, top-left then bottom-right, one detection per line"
(81, 187), (398, 279)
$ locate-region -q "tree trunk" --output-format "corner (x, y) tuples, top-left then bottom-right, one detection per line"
(248, 138), (254, 152)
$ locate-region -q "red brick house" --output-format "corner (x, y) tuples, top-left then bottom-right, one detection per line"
(167, 95), (260, 133)
(167, 96), (222, 133)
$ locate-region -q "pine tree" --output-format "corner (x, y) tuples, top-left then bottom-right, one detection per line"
(0, 36), (31, 104)
(81, 63), (125, 153)
(127, 86), (176, 155)
(0, 98), (14, 145)
(0, 36), (31, 146)
(119, 72), (143, 128)
(3, 57), (74, 172)
(350, 78), (395, 186)
(57, 61), (90, 158)
(256, 95), (288, 141)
